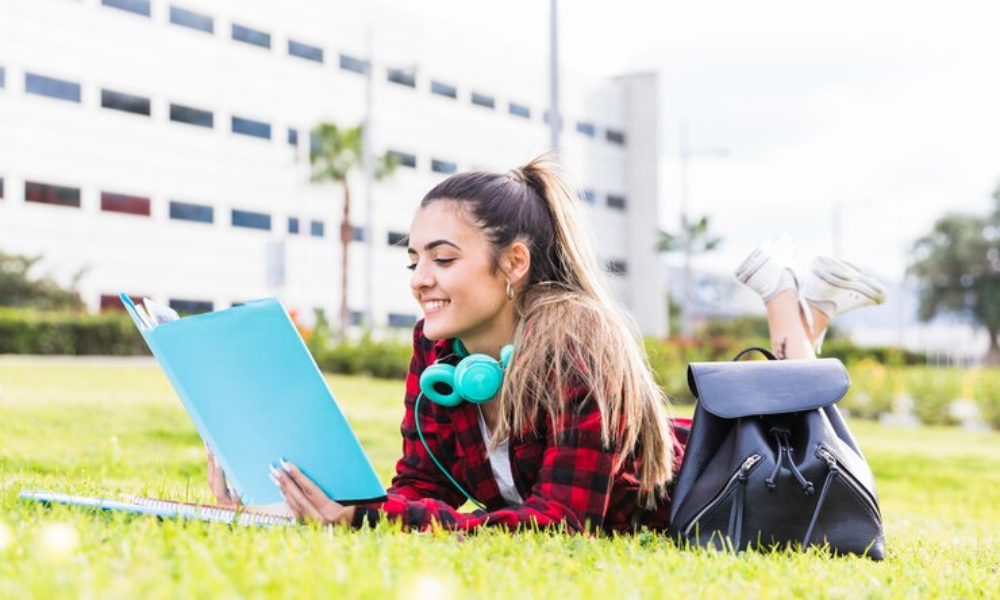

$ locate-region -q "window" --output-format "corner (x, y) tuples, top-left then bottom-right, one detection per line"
(288, 217), (300, 234)
(606, 194), (627, 210)
(102, 0), (150, 17)
(387, 150), (416, 169)
(0, 67), (6, 89)
(232, 209), (271, 231)
(101, 89), (151, 116)
(579, 188), (597, 204)
(349, 310), (364, 326)
(431, 81), (457, 99)
(100, 294), (144, 312)
(431, 159), (457, 175)
(387, 68), (416, 88)
(231, 23), (271, 49)
(339, 54), (368, 74)
(169, 200), (213, 223)
(471, 92), (495, 109)
(288, 40), (323, 63)
(25, 181), (80, 208)
(576, 121), (596, 138)
(169, 6), (213, 33)
(351, 226), (365, 242)
(508, 102), (531, 119)
(101, 191), (150, 216)
(310, 220), (324, 238)
(388, 313), (417, 328)
(232, 116), (271, 140)
(607, 260), (628, 275)
(287, 128), (298, 147)
(25, 73), (81, 103)
(606, 129), (626, 145)
(169, 299), (213, 315)
(387, 231), (408, 246)
(170, 103), (213, 128)
(0, 177), (4, 199)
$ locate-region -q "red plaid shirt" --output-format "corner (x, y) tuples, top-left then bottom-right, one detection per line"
(351, 320), (689, 534)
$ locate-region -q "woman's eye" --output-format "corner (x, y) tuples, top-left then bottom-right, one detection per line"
(434, 258), (456, 266)
(405, 264), (417, 271)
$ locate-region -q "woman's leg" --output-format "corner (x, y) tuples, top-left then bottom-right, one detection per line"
(764, 290), (830, 360)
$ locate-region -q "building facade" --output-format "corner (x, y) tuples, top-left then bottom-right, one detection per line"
(0, 0), (665, 336)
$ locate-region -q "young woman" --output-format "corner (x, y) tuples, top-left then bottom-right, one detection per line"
(207, 157), (886, 534)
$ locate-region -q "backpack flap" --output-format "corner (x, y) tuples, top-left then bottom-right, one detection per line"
(687, 358), (850, 418)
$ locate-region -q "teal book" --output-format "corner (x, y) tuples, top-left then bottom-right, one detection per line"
(115, 293), (386, 508)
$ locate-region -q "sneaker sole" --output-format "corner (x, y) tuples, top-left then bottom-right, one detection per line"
(810, 259), (887, 304)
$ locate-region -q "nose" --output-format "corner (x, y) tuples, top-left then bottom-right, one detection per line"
(410, 260), (434, 292)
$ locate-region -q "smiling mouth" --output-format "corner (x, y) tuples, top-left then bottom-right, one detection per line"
(424, 300), (451, 314)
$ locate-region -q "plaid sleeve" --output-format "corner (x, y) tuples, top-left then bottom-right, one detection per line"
(352, 323), (467, 515)
(353, 380), (618, 534)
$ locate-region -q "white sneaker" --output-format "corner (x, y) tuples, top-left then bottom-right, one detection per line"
(803, 256), (888, 319)
(734, 231), (798, 300)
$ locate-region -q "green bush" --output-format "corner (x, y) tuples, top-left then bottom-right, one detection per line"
(0, 307), (147, 355)
(312, 333), (412, 380)
(842, 359), (899, 419)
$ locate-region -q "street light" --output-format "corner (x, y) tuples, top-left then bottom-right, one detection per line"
(678, 120), (729, 338)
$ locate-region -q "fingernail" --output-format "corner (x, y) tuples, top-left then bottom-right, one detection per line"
(280, 458), (291, 470)
(268, 464), (281, 478)
(269, 473), (280, 487)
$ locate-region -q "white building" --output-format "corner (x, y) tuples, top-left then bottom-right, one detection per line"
(0, 0), (665, 336)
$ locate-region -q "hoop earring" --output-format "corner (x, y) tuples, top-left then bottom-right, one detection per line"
(506, 282), (515, 301)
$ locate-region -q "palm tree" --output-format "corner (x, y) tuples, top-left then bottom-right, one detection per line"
(309, 122), (396, 333)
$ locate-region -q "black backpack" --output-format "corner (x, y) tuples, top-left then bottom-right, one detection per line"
(668, 348), (885, 559)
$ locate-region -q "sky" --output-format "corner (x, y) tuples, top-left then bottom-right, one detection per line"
(378, 0), (1000, 283)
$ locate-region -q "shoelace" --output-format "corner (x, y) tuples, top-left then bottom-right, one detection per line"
(764, 428), (815, 495)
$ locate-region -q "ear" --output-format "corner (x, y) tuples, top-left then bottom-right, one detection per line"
(500, 241), (531, 287)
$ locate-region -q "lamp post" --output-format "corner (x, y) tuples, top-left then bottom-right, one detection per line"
(678, 121), (728, 338)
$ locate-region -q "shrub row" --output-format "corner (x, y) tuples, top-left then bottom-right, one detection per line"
(1, 308), (993, 427)
(0, 308), (148, 355)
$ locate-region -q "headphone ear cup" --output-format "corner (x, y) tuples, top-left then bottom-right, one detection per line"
(419, 363), (462, 407)
(453, 355), (503, 404)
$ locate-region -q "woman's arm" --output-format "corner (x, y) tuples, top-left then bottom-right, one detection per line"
(353, 386), (619, 533)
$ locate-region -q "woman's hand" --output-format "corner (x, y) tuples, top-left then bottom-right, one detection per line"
(271, 460), (356, 527)
(206, 445), (242, 508)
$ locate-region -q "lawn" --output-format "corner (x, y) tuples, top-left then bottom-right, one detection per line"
(0, 357), (997, 599)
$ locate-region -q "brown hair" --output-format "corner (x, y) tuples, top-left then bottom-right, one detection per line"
(420, 154), (675, 508)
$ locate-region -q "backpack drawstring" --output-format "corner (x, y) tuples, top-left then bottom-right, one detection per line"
(765, 428), (815, 496)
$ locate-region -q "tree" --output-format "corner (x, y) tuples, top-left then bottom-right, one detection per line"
(309, 123), (396, 333)
(657, 215), (723, 337)
(0, 251), (84, 311)
(907, 190), (1000, 364)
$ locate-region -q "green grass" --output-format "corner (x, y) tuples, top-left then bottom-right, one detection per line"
(1, 357), (997, 599)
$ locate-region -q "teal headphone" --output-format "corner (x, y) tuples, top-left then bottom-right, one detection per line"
(414, 338), (514, 510)
(419, 339), (513, 406)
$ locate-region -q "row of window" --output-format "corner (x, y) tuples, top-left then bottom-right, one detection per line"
(14, 70), (478, 178)
(89, 0), (628, 146)
(9, 179), (329, 237)
(7, 178), (437, 248)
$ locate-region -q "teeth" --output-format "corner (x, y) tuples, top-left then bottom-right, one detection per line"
(425, 300), (450, 310)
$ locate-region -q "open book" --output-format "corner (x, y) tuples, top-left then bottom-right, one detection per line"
(21, 294), (386, 525)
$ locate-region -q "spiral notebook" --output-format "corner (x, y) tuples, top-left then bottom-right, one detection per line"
(21, 294), (386, 525)
(19, 490), (297, 527)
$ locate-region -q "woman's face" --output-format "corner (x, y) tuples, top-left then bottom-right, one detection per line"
(407, 201), (513, 349)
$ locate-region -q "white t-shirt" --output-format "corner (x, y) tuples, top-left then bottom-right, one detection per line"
(476, 407), (525, 506)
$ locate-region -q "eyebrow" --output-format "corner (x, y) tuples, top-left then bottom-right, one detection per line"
(407, 239), (462, 254)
